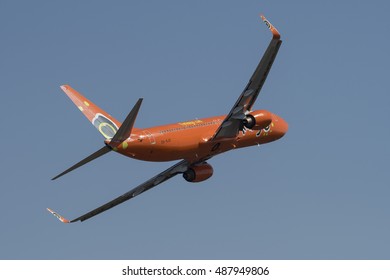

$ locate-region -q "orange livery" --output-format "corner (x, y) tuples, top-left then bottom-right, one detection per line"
(48, 15), (288, 223)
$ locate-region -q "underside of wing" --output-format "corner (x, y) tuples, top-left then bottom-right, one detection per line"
(48, 13), (284, 224)
(212, 15), (282, 141)
(48, 160), (190, 223)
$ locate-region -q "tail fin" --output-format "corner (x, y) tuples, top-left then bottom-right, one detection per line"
(52, 95), (143, 180)
(60, 85), (121, 139)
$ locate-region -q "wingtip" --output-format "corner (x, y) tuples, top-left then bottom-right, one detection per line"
(47, 208), (71, 223)
(51, 174), (60, 181)
(260, 14), (281, 39)
(60, 85), (68, 91)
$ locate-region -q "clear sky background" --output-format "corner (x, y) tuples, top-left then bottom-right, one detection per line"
(1, 0), (389, 259)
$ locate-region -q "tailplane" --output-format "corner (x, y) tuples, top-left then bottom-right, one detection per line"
(52, 85), (143, 180)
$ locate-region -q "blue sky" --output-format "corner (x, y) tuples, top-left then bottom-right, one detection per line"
(1, 0), (389, 259)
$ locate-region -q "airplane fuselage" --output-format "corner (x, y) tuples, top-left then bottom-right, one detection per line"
(111, 111), (288, 162)
(48, 14), (288, 223)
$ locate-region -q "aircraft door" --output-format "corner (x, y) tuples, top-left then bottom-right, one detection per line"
(142, 130), (156, 144)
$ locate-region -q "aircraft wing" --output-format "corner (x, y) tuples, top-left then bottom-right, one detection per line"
(212, 15), (282, 140)
(48, 160), (190, 223)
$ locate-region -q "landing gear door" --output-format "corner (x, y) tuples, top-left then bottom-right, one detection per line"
(143, 130), (156, 144)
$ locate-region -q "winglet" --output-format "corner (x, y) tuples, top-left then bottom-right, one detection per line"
(260, 14), (281, 39)
(47, 208), (71, 223)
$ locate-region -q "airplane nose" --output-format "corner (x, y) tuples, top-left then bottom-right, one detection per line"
(275, 116), (288, 139)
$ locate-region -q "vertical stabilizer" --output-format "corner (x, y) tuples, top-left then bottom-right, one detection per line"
(60, 85), (121, 139)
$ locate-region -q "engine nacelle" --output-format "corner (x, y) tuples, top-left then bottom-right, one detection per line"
(243, 109), (273, 130)
(183, 163), (213, 183)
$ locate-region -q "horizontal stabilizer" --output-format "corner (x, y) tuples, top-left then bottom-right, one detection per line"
(52, 145), (112, 180)
(110, 98), (143, 144)
(52, 97), (143, 180)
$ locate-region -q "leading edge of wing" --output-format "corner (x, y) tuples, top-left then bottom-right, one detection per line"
(211, 14), (282, 141)
(47, 160), (190, 223)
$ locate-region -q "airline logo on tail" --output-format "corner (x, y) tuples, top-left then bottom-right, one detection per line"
(60, 85), (122, 140)
(92, 113), (118, 139)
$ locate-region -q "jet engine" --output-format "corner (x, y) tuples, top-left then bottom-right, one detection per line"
(183, 163), (213, 183)
(243, 109), (273, 130)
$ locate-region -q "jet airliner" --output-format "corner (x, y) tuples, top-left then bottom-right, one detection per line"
(48, 15), (288, 223)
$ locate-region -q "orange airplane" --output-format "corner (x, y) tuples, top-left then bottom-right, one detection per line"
(48, 15), (288, 223)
